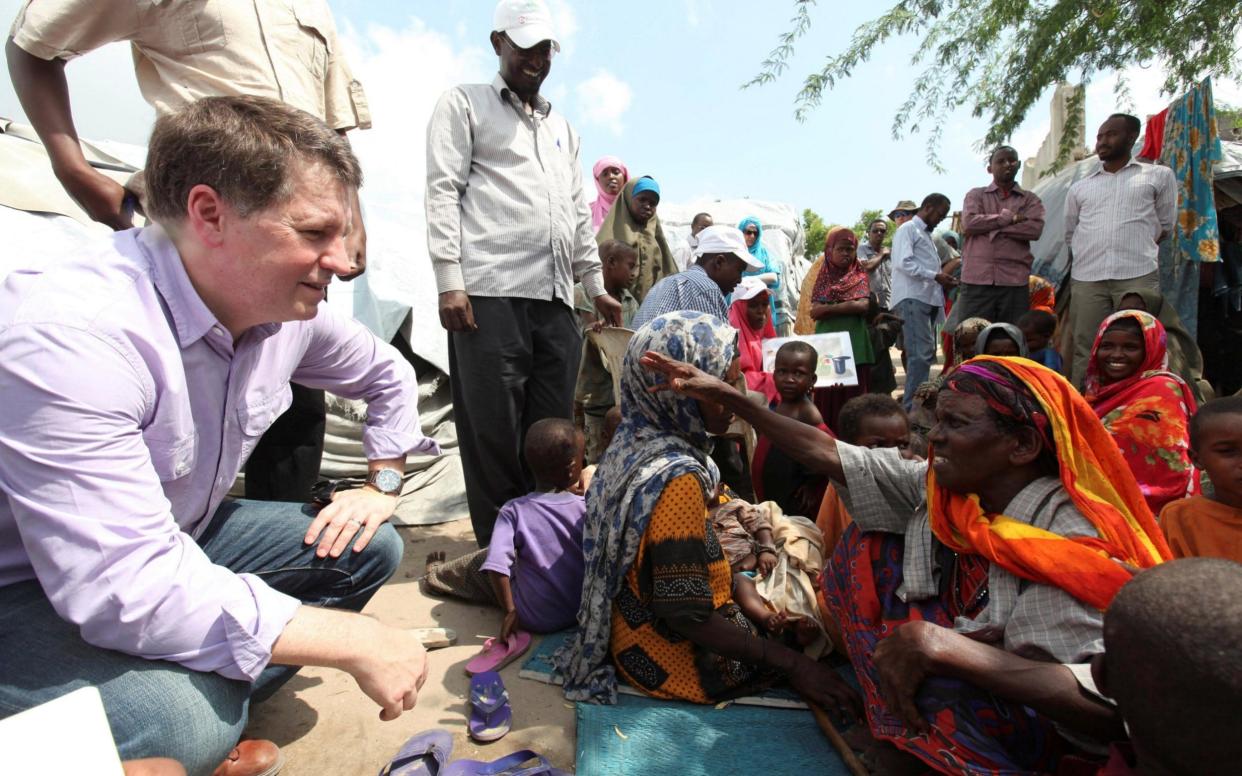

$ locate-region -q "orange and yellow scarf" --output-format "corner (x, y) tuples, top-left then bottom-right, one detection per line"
(927, 356), (1170, 610)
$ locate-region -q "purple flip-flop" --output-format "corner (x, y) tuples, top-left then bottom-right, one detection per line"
(467, 670), (512, 743)
(378, 728), (453, 776)
(465, 630), (532, 676)
(440, 749), (571, 776)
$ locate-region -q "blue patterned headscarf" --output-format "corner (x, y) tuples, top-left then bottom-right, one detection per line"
(553, 311), (738, 703)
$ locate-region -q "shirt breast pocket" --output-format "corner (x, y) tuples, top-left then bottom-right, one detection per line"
(152, 0), (228, 55)
(236, 386), (294, 460)
(289, 0), (333, 81)
(144, 433), (199, 482)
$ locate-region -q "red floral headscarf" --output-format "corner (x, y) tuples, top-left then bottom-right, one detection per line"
(810, 228), (869, 304)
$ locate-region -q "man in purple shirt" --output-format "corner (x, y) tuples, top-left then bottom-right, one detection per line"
(0, 97), (438, 774)
(955, 145), (1047, 326)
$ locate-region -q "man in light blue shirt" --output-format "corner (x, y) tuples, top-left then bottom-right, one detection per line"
(891, 193), (957, 408)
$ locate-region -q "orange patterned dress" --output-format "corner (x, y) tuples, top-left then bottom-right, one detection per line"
(609, 474), (764, 703)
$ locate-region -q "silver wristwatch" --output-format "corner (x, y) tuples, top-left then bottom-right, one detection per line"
(365, 468), (403, 496)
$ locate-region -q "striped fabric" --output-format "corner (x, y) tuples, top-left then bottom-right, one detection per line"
(425, 75), (606, 307)
(1065, 160), (1177, 282)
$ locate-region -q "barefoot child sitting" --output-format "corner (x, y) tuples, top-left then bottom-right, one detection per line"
(752, 341), (833, 517)
(423, 418), (586, 639)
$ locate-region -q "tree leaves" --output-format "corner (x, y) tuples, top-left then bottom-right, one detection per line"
(746, 0), (1242, 171)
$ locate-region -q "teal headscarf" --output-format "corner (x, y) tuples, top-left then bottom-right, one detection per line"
(738, 216), (781, 322)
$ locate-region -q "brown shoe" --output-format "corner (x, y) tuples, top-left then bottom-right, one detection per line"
(210, 740), (284, 776)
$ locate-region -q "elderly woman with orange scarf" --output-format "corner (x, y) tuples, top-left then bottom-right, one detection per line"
(794, 227), (876, 432)
(642, 351), (1167, 775)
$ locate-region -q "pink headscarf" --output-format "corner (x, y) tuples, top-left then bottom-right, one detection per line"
(728, 283), (778, 402)
(590, 156), (629, 229)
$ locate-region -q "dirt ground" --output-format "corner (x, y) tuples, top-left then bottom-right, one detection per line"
(245, 518), (576, 775)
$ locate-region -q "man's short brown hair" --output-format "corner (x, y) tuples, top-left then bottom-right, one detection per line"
(144, 95), (363, 223)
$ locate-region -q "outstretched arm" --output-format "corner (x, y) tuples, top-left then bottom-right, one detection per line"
(641, 351), (843, 480)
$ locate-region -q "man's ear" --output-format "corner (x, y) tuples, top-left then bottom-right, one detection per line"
(184, 184), (228, 248)
(489, 31), (503, 55)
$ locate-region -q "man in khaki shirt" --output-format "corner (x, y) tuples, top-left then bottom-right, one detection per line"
(7, 0), (370, 230)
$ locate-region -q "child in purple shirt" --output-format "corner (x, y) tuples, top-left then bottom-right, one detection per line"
(423, 418), (586, 638)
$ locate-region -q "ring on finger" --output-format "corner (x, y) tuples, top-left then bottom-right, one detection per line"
(346, 517), (363, 527)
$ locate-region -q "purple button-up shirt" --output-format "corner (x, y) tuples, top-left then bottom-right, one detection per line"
(961, 183), (1046, 287)
(0, 226), (439, 681)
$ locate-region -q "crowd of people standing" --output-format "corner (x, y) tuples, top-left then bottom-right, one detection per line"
(1, 1), (1239, 776)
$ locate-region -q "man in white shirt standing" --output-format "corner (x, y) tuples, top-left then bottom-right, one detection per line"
(891, 193), (957, 409)
(1065, 113), (1177, 387)
(425, 0), (622, 547)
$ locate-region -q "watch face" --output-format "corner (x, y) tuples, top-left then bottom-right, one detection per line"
(372, 468), (403, 495)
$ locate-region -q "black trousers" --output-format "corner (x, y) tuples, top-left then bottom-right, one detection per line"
(244, 383), (325, 502)
(449, 297), (582, 546)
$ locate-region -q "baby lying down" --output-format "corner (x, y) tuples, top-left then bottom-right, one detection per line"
(708, 489), (830, 658)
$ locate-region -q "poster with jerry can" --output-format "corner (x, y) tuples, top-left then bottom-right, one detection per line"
(760, 332), (859, 388)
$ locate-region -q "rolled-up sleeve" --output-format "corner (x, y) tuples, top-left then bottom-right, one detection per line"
(834, 442), (927, 534)
(8, 0), (136, 60)
(292, 307), (440, 459)
(0, 323), (301, 681)
(425, 88), (472, 295)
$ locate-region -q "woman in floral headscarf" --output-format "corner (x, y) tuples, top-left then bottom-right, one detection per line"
(553, 311), (858, 714)
(1086, 309), (1199, 516)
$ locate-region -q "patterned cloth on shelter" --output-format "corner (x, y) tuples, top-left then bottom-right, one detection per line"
(597, 177), (677, 301)
(553, 311), (741, 704)
(589, 156), (628, 229)
(1159, 77), (1223, 265)
(825, 358), (1170, 773)
(1085, 311), (1200, 518)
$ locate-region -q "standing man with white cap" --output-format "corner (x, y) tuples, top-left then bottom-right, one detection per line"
(426, 0), (623, 547)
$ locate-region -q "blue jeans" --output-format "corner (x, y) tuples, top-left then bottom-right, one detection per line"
(0, 499), (402, 776)
(896, 297), (942, 410)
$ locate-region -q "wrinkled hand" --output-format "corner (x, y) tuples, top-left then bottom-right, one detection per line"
(500, 609), (520, 642)
(438, 290), (477, 332)
(62, 165), (133, 231)
(640, 350), (733, 405)
(348, 621), (430, 721)
(305, 487), (398, 558)
(934, 272), (959, 289)
(755, 549), (778, 578)
(788, 655), (862, 725)
(873, 619), (947, 734)
(593, 293), (623, 327)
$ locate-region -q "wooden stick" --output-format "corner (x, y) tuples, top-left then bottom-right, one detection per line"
(809, 703), (870, 776)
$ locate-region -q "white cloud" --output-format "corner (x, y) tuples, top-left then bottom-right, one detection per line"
(574, 69), (633, 135)
(547, 0), (578, 57)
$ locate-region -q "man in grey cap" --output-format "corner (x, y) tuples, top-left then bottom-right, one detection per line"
(425, 0), (622, 546)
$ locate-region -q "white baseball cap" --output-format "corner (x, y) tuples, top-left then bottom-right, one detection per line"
(694, 225), (764, 269)
(731, 276), (771, 302)
(493, 0), (560, 52)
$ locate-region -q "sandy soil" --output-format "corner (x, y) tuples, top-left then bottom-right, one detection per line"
(245, 519), (576, 775)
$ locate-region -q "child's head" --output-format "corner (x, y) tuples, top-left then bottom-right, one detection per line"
(773, 341), (818, 403)
(953, 317), (991, 361)
(975, 323), (1026, 357)
(524, 418), (584, 491)
(744, 293), (771, 331)
(837, 394), (911, 456)
(1017, 309), (1057, 354)
(1189, 396), (1242, 508)
(599, 239), (638, 292)
(1098, 559), (1242, 775)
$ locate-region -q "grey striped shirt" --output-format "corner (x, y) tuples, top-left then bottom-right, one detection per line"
(834, 443), (1104, 663)
(425, 75), (606, 307)
(1065, 159), (1177, 282)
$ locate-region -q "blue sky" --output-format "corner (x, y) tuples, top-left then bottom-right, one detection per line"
(2, 0), (1239, 228)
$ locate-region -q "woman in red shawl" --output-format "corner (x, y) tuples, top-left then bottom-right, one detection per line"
(727, 276), (778, 402)
(1086, 309), (1199, 517)
(807, 228), (876, 432)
